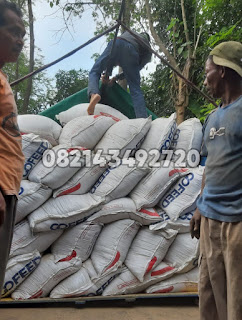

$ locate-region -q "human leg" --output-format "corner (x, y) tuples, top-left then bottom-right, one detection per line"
(118, 41), (148, 118)
(87, 41), (114, 115)
(223, 221), (242, 320)
(125, 67), (148, 118)
(87, 94), (101, 115)
(0, 196), (17, 296)
(199, 216), (227, 320)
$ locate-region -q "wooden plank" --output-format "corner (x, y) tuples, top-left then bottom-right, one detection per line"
(0, 292), (199, 307)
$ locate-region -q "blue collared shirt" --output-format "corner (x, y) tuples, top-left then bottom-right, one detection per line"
(197, 95), (242, 222)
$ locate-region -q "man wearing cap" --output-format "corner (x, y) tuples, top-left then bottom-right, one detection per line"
(87, 30), (152, 118)
(190, 41), (242, 320)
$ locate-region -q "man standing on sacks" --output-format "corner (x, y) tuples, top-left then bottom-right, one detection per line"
(87, 30), (152, 118)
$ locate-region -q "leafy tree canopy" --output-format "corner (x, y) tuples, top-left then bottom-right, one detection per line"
(50, 68), (89, 104)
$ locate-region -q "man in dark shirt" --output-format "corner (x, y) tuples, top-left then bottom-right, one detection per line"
(87, 31), (152, 118)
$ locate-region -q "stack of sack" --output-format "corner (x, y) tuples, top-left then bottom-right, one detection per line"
(1, 102), (203, 300)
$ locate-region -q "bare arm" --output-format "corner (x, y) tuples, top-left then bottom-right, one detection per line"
(190, 170), (205, 239)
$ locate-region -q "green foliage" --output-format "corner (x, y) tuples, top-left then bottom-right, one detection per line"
(48, 0), (148, 39)
(50, 68), (89, 104)
(167, 18), (179, 31)
(207, 22), (241, 47)
(199, 103), (216, 122)
(1, 0), (56, 115)
(141, 65), (174, 117)
(48, 0), (60, 8)
(142, 0), (241, 118)
(3, 52), (53, 114)
(47, 0), (242, 120)
(198, 0), (242, 47)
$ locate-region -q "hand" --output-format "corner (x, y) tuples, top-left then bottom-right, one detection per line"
(109, 76), (117, 86)
(101, 74), (110, 85)
(190, 208), (201, 239)
(0, 190), (6, 226)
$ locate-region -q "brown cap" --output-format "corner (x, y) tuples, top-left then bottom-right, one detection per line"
(210, 41), (242, 77)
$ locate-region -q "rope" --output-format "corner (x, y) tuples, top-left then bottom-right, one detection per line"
(10, 1), (217, 108)
(103, 0), (125, 78)
(119, 21), (217, 107)
(10, 22), (119, 87)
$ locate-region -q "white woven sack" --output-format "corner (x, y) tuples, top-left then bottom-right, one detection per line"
(50, 264), (92, 298)
(16, 180), (52, 224)
(90, 161), (150, 203)
(94, 117), (152, 158)
(22, 134), (51, 179)
(91, 219), (140, 276)
(134, 208), (164, 225)
(50, 259), (121, 298)
(28, 145), (85, 189)
(51, 221), (102, 261)
(103, 262), (177, 296)
(171, 118), (203, 163)
(56, 103), (128, 126)
(11, 253), (82, 299)
(130, 162), (190, 210)
(59, 115), (115, 149)
(10, 220), (63, 258)
(164, 232), (199, 273)
(88, 198), (163, 226)
(1, 250), (41, 298)
(140, 113), (176, 161)
(149, 211), (194, 233)
(125, 227), (177, 282)
(53, 162), (107, 198)
(18, 115), (62, 146)
(28, 194), (104, 232)
(146, 267), (198, 294)
(158, 166), (204, 220)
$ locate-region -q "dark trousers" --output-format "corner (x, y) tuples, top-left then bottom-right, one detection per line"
(88, 39), (148, 118)
(0, 196), (17, 296)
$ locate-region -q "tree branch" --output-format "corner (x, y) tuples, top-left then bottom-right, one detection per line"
(192, 25), (203, 59)
(144, 0), (181, 72)
(193, 0), (197, 48)
(172, 24), (176, 58)
(95, 3), (109, 26)
(120, 22), (218, 108)
(11, 23), (119, 87)
(63, 2), (108, 6)
(181, 0), (192, 57)
(23, 0), (35, 113)
(20, 0), (25, 9)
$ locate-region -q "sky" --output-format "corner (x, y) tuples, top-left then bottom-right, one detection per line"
(33, 0), (157, 81)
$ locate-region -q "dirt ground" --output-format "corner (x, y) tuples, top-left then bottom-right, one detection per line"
(0, 305), (199, 320)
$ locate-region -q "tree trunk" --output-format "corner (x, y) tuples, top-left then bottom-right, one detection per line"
(175, 78), (188, 125)
(22, 0), (34, 114)
(175, 58), (192, 124)
(144, 0), (200, 124)
(14, 0), (22, 106)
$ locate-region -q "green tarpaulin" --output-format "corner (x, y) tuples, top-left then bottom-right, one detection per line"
(39, 82), (157, 121)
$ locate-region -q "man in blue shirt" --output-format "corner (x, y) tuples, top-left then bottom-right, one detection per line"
(190, 41), (242, 320)
(87, 31), (152, 118)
